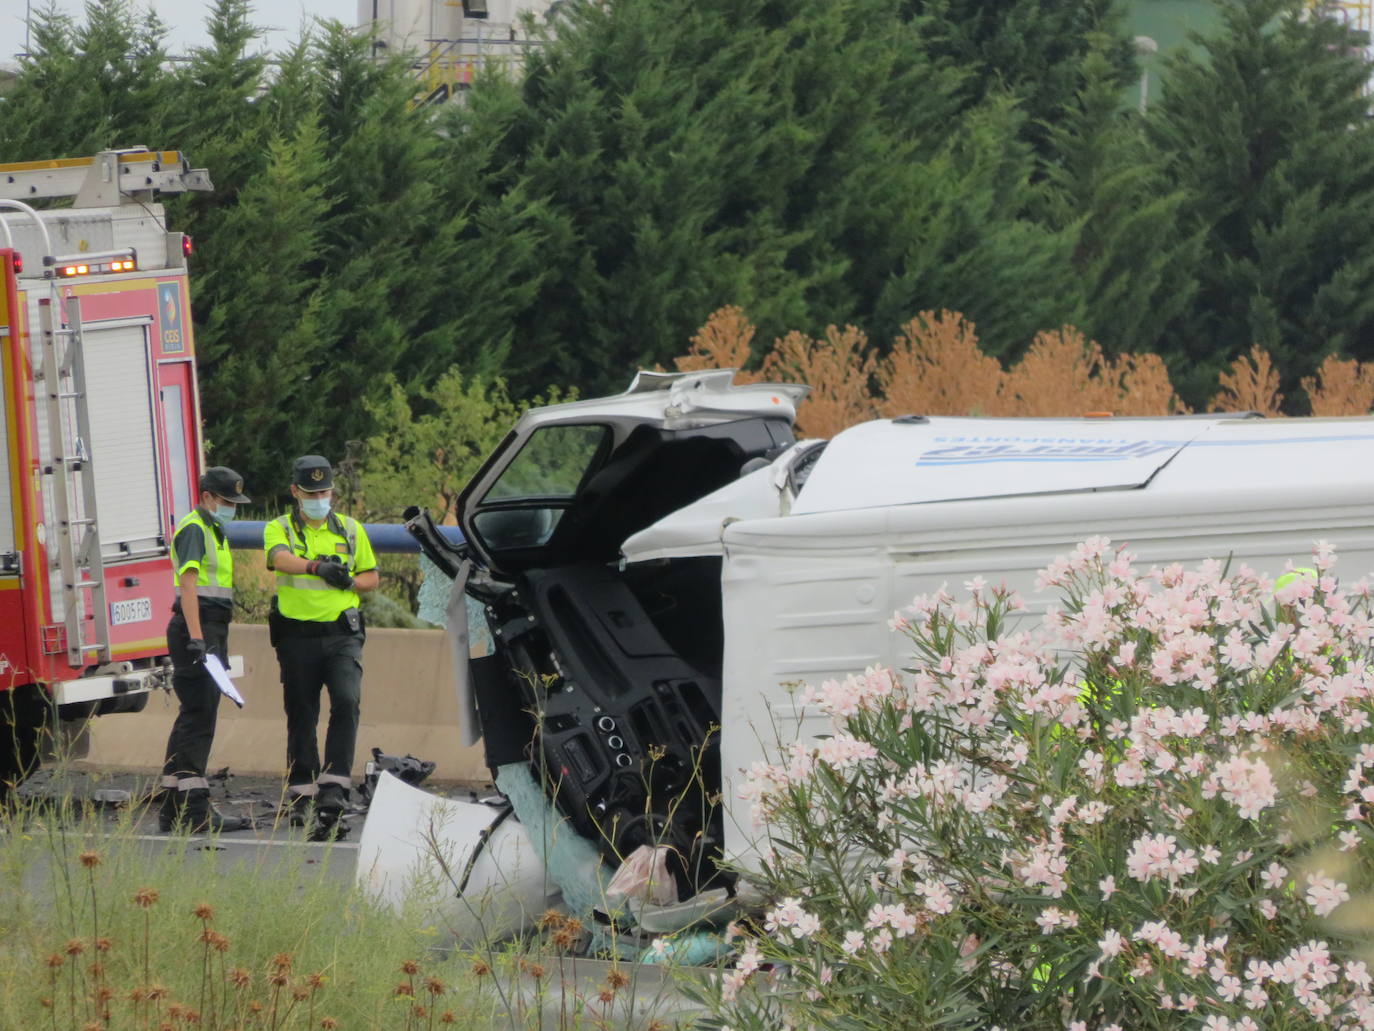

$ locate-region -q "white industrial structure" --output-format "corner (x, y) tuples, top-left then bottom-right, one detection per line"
(357, 0), (556, 102)
(1310, 0), (1374, 92)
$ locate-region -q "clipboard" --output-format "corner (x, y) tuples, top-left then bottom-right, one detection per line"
(204, 654), (246, 708)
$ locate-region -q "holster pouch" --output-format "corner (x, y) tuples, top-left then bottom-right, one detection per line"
(341, 607), (363, 635)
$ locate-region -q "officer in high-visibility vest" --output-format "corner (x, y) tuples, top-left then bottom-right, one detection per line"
(264, 455), (378, 838)
(158, 466), (252, 833)
(1274, 567), (1319, 600)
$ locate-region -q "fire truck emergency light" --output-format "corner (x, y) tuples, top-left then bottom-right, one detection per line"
(10, 253), (20, 274)
(43, 249), (138, 279)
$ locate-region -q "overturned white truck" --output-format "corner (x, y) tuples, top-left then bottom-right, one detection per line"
(357, 370), (1374, 944)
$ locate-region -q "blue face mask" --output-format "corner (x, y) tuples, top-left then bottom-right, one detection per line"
(301, 497), (331, 521)
(214, 504), (236, 523)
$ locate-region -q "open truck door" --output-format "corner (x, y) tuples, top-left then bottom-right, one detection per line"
(362, 371), (807, 935)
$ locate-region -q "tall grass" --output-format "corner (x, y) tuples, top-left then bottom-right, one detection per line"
(0, 791), (696, 1029)
(0, 793), (483, 1029)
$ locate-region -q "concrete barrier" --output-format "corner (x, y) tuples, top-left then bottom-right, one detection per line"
(83, 625), (491, 786)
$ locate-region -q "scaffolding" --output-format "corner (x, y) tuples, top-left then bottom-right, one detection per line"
(366, 0), (552, 105)
(1310, 0), (1374, 92)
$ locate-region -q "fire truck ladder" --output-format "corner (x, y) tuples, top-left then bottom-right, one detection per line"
(37, 288), (111, 667)
(0, 148), (211, 206)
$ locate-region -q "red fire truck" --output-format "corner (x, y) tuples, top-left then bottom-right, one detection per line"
(0, 149), (212, 796)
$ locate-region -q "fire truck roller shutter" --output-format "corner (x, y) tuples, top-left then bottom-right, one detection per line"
(82, 323), (163, 558)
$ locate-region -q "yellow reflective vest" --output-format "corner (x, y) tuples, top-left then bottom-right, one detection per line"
(172, 508), (234, 602)
(264, 512), (376, 622)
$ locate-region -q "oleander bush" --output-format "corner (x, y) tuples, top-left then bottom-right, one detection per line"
(707, 541), (1374, 1030)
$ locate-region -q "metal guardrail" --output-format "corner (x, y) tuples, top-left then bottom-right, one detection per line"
(223, 520), (463, 554)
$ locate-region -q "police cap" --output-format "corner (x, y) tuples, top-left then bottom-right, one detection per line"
(292, 455), (334, 490)
(200, 466), (251, 503)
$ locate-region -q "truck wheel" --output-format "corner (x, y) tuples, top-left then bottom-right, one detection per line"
(0, 686), (49, 803)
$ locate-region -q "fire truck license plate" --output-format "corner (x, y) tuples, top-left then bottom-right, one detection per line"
(110, 598), (153, 626)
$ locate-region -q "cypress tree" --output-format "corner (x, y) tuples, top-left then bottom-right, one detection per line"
(903, 0), (1136, 154)
(450, 0), (1085, 396)
(0, 0), (173, 158)
(1039, 35), (1203, 360)
(1150, 0), (1374, 407)
(304, 23), (466, 429)
(193, 119), (332, 491)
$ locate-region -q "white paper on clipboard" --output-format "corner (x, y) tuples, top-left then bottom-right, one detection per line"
(204, 654), (246, 707)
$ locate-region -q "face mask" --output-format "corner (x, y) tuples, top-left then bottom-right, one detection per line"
(214, 504), (236, 523)
(301, 497), (331, 521)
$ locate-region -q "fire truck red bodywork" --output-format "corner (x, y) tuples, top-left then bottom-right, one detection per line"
(0, 153), (213, 789)
(0, 260), (201, 697)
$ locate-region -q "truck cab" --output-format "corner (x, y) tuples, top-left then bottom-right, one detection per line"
(427, 370), (806, 896)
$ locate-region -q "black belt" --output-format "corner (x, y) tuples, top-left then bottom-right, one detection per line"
(170, 603), (232, 625)
(271, 608), (362, 639)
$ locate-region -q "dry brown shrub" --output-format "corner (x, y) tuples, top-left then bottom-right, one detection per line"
(999, 327), (1105, 416)
(671, 311), (1194, 432)
(996, 327), (1186, 417)
(675, 305), (763, 382)
(876, 311), (1004, 417)
(1109, 352), (1190, 416)
(1301, 354), (1374, 416)
(761, 325), (877, 438)
(1211, 345), (1283, 415)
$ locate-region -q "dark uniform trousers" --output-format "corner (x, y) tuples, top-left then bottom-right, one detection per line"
(161, 614), (230, 783)
(275, 626), (364, 789)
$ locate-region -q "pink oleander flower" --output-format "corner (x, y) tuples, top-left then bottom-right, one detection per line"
(1126, 832), (1178, 884)
(919, 879), (955, 916)
(1305, 873), (1351, 917)
(1261, 861), (1288, 890)
(1097, 929), (1124, 959)
(1034, 907), (1078, 934)
(1214, 754), (1278, 820)
(814, 732), (878, 770)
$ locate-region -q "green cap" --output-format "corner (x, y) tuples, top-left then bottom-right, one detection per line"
(291, 455), (333, 490)
(201, 466), (250, 503)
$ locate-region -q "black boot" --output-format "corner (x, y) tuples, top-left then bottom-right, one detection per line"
(316, 782), (347, 822)
(282, 792), (312, 827)
(182, 789), (248, 833)
(309, 783), (349, 841)
(158, 789), (181, 833)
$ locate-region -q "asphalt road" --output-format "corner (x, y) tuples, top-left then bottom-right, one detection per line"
(11, 764), (489, 883)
